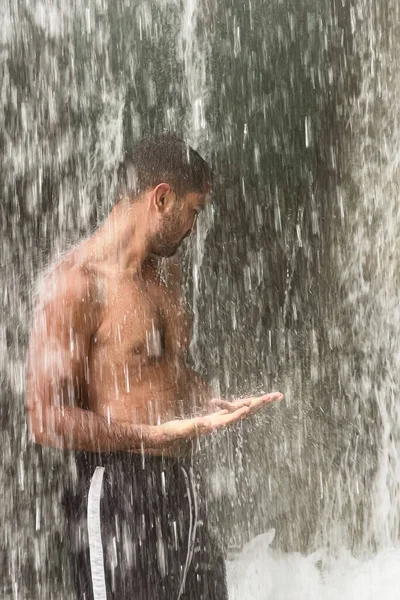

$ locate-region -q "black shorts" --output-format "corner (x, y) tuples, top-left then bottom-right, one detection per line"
(62, 451), (227, 600)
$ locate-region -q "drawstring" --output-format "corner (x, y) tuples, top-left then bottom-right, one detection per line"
(87, 466), (107, 600)
(177, 466), (198, 600)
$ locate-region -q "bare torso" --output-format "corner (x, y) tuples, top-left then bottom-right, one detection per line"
(75, 251), (210, 426)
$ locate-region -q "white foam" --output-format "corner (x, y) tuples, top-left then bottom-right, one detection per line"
(227, 530), (400, 600)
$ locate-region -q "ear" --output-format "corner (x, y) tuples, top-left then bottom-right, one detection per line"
(153, 183), (175, 214)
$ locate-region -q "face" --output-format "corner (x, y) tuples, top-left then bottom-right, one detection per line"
(149, 186), (209, 258)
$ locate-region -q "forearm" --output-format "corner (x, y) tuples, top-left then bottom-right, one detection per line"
(29, 405), (168, 452)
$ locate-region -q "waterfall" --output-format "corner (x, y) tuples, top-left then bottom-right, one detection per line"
(338, 0), (400, 548)
(2, 0), (400, 598)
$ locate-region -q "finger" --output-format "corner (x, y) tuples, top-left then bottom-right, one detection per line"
(248, 392), (284, 406)
(209, 399), (229, 410)
(258, 392), (284, 404)
(210, 398), (230, 410)
(210, 406), (250, 428)
(265, 392), (284, 401)
(245, 392), (284, 414)
(211, 398), (251, 412)
(188, 413), (227, 439)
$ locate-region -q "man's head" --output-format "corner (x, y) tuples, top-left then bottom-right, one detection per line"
(116, 134), (212, 257)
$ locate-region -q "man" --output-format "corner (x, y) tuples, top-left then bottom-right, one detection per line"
(26, 134), (283, 599)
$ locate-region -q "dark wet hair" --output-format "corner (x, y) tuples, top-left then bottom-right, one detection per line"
(117, 134), (212, 200)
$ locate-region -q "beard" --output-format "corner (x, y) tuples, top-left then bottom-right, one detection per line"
(150, 208), (188, 257)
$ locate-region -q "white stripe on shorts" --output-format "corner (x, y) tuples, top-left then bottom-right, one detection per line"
(87, 466), (107, 600)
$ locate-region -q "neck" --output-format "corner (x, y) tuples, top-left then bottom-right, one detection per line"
(87, 201), (151, 274)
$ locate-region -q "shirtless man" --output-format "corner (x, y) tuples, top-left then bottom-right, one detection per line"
(25, 134), (283, 599)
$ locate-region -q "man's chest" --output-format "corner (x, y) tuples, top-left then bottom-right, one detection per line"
(92, 276), (191, 361)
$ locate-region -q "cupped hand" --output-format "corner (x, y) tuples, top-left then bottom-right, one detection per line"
(210, 392), (283, 416)
(159, 392), (283, 445)
(159, 404), (251, 443)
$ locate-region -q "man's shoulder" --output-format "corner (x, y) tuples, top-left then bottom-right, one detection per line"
(34, 248), (99, 312)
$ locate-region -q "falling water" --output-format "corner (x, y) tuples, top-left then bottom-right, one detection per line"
(2, 0), (400, 598)
(336, 0), (400, 550)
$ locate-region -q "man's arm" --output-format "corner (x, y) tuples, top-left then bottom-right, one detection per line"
(25, 269), (252, 453)
(26, 270), (165, 452)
